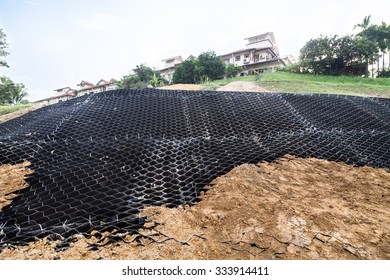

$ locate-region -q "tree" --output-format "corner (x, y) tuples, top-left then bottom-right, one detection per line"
(150, 73), (166, 88)
(116, 74), (148, 89)
(299, 34), (378, 76)
(172, 59), (197, 84)
(134, 64), (155, 82)
(297, 16), (389, 77)
(354, 15), (371, 31)
(355, 16), (390, 76)
(376, 22), (390, 71)
(225, 64), (243, 78)
(299, 35), (334, 75)
(0, 76), (28, 105)
(0, 29), (28, 104)
(172, 51), (225, 84)
(196, 51), (225, 82)
(0, 28), (9, 68)
(117, 64), (167, 89)
(353, 36), (380, 77)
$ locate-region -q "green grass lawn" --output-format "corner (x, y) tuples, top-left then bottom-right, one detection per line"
(0, 103), (35, 116)
(258, 72), (390, 98)
(201, 72), (390, 98)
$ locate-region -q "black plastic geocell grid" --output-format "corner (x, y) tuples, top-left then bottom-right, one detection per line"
(0, 89), (389, 245)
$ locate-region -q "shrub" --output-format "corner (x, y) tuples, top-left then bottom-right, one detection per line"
(225, 64), (243, 78)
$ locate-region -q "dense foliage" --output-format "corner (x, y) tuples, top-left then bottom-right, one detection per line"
(355, 16), (390, 76)
(297, 16), (390, 76)
(0, 28), (9, 68)
(0, 29), (28, 105)
(172, 59), (197, 84)
(173, 51), (226, 84)
(0, 76), (28, 105)
(299, 35), (378, 75)
(196, 51), (225, 81)
(117, 64), (167, 89)
(225, 63), (243, 78)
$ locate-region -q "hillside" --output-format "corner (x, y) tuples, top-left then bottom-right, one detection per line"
(202, 72), (390, 98)
(258, 72), (390, 98)
(1, 72), (389, 123)
(0, 88), (389, 259)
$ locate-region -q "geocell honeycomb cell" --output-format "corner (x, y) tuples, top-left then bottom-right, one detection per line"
(0, 89), (389, 244)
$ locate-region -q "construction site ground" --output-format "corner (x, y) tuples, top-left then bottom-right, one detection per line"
(0, 82), (389, 260)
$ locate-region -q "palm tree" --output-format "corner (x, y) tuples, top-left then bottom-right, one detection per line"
(354, 16), (379, 77)
(355, 16), (390, 76)
(354, 15), (371, 31)
(376, 22), (390, 74)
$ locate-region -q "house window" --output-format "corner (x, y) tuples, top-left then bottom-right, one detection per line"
(235, 55), (241, 61)
(224, 59), (230, 64)
(243, 54), (250, 64)
(254, 54), (259, 62)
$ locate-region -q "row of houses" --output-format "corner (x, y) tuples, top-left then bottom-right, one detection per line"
(41, 32), (293, 104)
(158, 32), (295, 82)
(36, 79), (118, 104)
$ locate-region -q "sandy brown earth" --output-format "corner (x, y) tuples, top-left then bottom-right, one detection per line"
(158, 84), (203, 91)
(0, 162), (32, 210)
(0, 104), (43, 124)
(216, 81), (271, 92)
(0, 156), (389, 260)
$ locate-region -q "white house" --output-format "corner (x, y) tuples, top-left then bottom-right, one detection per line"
(158, 55), (198, 82)
(54, 86), (76, 96)
(35, 86), (76, 105)
(76, 79), (118, 97)
(220, 32), (293, 74)
(36, 79), (118, 105)
(156, 32), (293, 80)
(159, 56), (184, 82)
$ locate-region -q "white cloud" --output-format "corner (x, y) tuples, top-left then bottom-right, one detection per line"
(75, 12), (128, 33)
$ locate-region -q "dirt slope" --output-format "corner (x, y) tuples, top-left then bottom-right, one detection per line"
(0, 104), (43, 124)
(0, 162), (32, 209)
(158, 84), (203, 91)
(1, 156), (389, 260)
(216, 81), (271, 92)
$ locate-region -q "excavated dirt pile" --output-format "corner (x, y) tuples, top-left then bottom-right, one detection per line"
(0, 156), (389, 259)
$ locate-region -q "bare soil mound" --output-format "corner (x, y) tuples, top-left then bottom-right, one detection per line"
(0, 162), (31, 209)
(0, 104), (43, 124)
(159, 84), (203, 90)
(216, 81), (271, 92)
(1, 156), (389, 260)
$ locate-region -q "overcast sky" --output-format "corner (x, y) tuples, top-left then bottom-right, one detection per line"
(0, 0), (389, 101)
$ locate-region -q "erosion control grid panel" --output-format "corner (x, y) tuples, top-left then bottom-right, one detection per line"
(0, 89), (389, 244)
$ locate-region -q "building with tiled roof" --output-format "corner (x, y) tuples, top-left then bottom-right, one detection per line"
(220, 32), (293, 74)
(36, 79), (118, 105)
